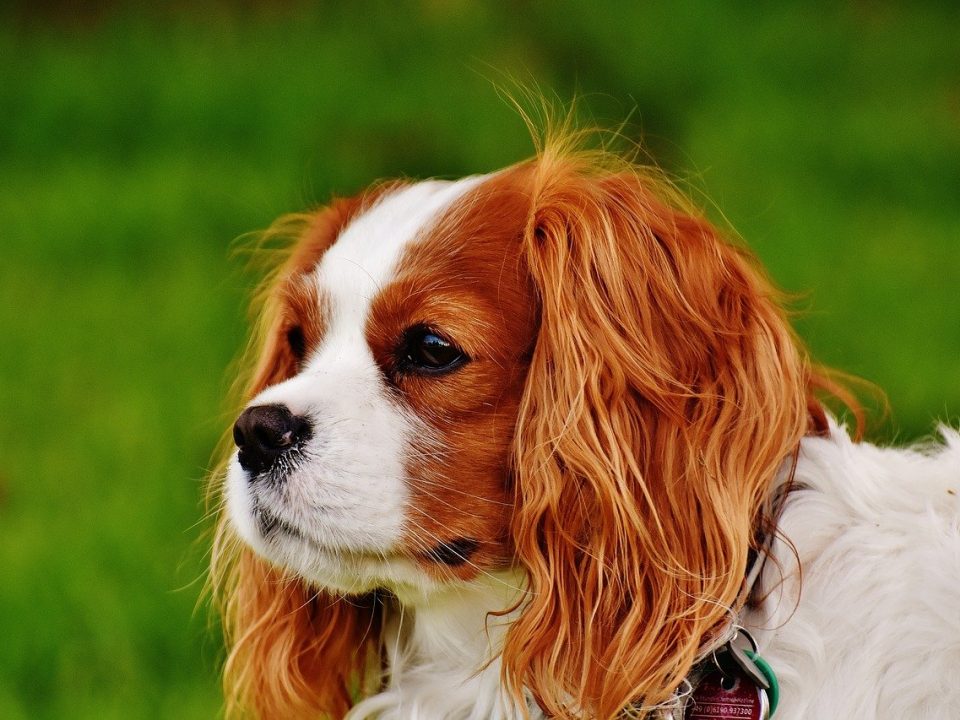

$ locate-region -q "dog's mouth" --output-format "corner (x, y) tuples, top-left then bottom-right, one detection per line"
(253, 505), (304, 540)
(250, 502), (395, 564)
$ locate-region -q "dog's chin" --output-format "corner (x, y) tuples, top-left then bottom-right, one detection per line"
(248, 528), (394, 595)
(225, 456), (433, 597)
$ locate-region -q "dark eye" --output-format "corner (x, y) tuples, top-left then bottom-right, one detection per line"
(400, 325), (468, 374)
(286, 325), (306, 360)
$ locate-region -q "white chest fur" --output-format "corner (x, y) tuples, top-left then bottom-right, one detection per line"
(347, 572), (541, 720)
(746, 426), (960, 720)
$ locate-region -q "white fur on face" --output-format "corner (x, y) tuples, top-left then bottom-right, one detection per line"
(226, 177), (485, 595)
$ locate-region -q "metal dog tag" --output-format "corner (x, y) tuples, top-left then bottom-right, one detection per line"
(685, 668), (770, 719)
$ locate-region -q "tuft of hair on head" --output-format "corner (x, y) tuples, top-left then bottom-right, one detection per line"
(496, 104), (862, 718)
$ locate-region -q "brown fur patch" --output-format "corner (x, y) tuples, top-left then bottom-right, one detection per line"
(365, 166), (539, 580)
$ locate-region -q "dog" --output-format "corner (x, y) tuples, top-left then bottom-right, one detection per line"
(210, 130), (960, 719)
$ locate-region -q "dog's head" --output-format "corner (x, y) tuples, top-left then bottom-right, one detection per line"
(212, 143), (828, 718)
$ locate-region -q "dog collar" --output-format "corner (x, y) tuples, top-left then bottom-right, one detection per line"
(658, 521), (783, 719)
(624, 608), (780, 720)
(623, 485), (790, 720)
(680, 504), (783, 720)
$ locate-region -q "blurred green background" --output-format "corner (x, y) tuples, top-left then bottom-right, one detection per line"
(1, 2), (957, 718)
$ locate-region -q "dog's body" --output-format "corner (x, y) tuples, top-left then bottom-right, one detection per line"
(212, 138), (960, 719)
(747, 424), (960, 720)
(345, 424), (960, 720)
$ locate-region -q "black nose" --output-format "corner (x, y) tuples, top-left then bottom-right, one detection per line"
(232, 404), (310, 475)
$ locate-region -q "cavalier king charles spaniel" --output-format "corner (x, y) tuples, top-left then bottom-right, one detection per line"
(210, 131), (960, 719)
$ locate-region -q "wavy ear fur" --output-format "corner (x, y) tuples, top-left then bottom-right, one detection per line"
(211, 198), (388, 720)
(218, 555), (380, 719)
(503, 150), (816, 718)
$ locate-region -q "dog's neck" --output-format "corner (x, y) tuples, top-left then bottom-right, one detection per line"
(342, 433), (816, 720)
(344, 479), (788, 720)
(348, 569), (538, 720)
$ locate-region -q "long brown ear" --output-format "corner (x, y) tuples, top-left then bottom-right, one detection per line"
(218, 555), (380, 719)
(211, 199), (387, 719)
(503, 152), (814, 718)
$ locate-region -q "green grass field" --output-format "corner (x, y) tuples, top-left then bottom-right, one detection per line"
(1, 3), (957, 718)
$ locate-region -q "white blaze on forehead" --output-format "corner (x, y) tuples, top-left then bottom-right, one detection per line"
(315, 177), (486, 324)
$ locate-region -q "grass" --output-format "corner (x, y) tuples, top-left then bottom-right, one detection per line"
(0, 2), (957, 717)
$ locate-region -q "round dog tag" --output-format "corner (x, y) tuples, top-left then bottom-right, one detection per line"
(685, 668), (769, 719)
